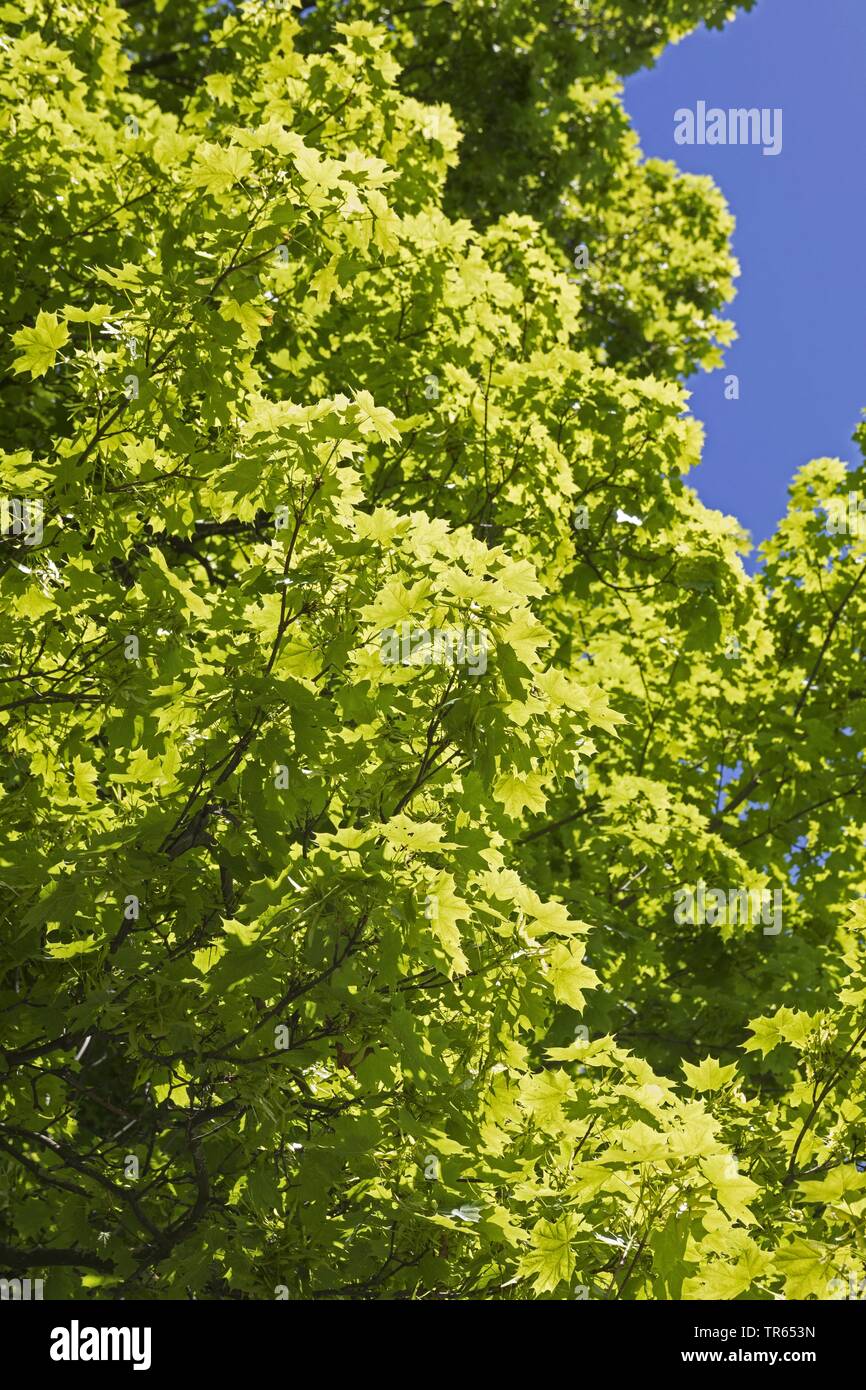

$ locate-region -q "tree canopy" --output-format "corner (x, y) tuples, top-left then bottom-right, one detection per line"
(2, 0), (866, 1302)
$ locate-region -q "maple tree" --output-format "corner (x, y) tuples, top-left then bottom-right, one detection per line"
(1, 0), (865, 1302)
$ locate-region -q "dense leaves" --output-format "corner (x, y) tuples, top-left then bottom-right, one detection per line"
(1, 0), (865, 1302)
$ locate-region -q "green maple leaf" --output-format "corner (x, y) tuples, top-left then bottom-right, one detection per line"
(548, 941), (599, 1011)
(681, 1055), (739, 1093)
(11, 310), (69, 377)
(424, 871), (471, 976)
(700, 1155), (760, 1225)
(682, 1260), (754, 1301)
(189, 142), (253, 195)
(773, 1237), (835, 1300)
(222, 917), (261, 946)
(350, 389), (402, 443)
(798, 1166), (866, 1204)
(518, 1214), (585, 1295)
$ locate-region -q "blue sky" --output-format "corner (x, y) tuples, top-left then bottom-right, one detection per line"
(623, 0), (866, 559)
